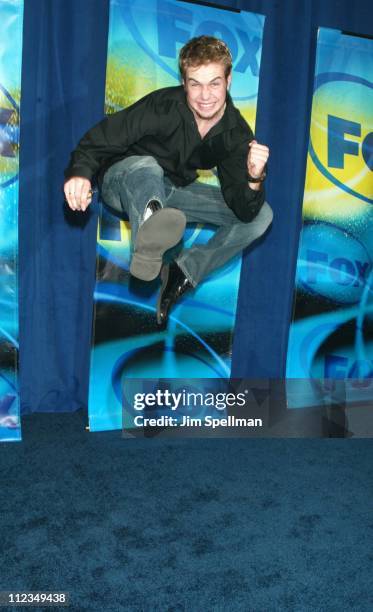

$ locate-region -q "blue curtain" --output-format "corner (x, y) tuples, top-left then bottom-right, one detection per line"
(19, 0), (109, 413)
(231, 0), (372, 378)
(19, 0), (372, 412)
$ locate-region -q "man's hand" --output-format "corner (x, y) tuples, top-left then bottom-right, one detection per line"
(64, 177), (93, 211)
(247, 140), (269, 179)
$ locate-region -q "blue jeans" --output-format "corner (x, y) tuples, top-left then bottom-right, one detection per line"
(101, 155), (273, 286)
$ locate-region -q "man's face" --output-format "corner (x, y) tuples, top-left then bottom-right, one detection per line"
(183, 62), (231, 122)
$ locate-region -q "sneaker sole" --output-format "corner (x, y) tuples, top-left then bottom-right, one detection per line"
(130, 208), (186, 281)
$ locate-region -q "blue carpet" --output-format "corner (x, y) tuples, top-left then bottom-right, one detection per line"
(1, 411), (372, 611)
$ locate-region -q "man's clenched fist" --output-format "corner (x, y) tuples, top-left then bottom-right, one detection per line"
(247, 140), (269, 180)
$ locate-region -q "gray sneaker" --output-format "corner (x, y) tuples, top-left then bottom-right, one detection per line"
(130, 208), (186, 281)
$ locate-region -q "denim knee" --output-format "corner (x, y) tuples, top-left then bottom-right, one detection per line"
(232, 201), (273, 245)
(260, 202), (273, 229)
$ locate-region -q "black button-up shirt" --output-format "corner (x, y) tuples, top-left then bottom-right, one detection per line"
(64, 85), (265, 222)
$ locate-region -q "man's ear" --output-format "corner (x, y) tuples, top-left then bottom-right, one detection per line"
(227, 73), (232, 89)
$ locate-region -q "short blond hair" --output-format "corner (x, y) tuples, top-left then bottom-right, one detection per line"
(179, 36), (232, 80)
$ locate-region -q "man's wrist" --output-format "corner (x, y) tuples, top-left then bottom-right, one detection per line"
(247, 170), (266, 183)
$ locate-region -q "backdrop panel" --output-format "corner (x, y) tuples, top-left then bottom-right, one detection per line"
(286, 28), (373, 412)
(88, 0), (264, 431)
(0, 0), (23, 442)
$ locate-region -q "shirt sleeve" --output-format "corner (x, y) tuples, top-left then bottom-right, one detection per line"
(217, 136), (265, 223)
(64, 93), (158, 182)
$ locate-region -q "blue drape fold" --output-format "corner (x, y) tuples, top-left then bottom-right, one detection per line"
(19, 0), (109, 413)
